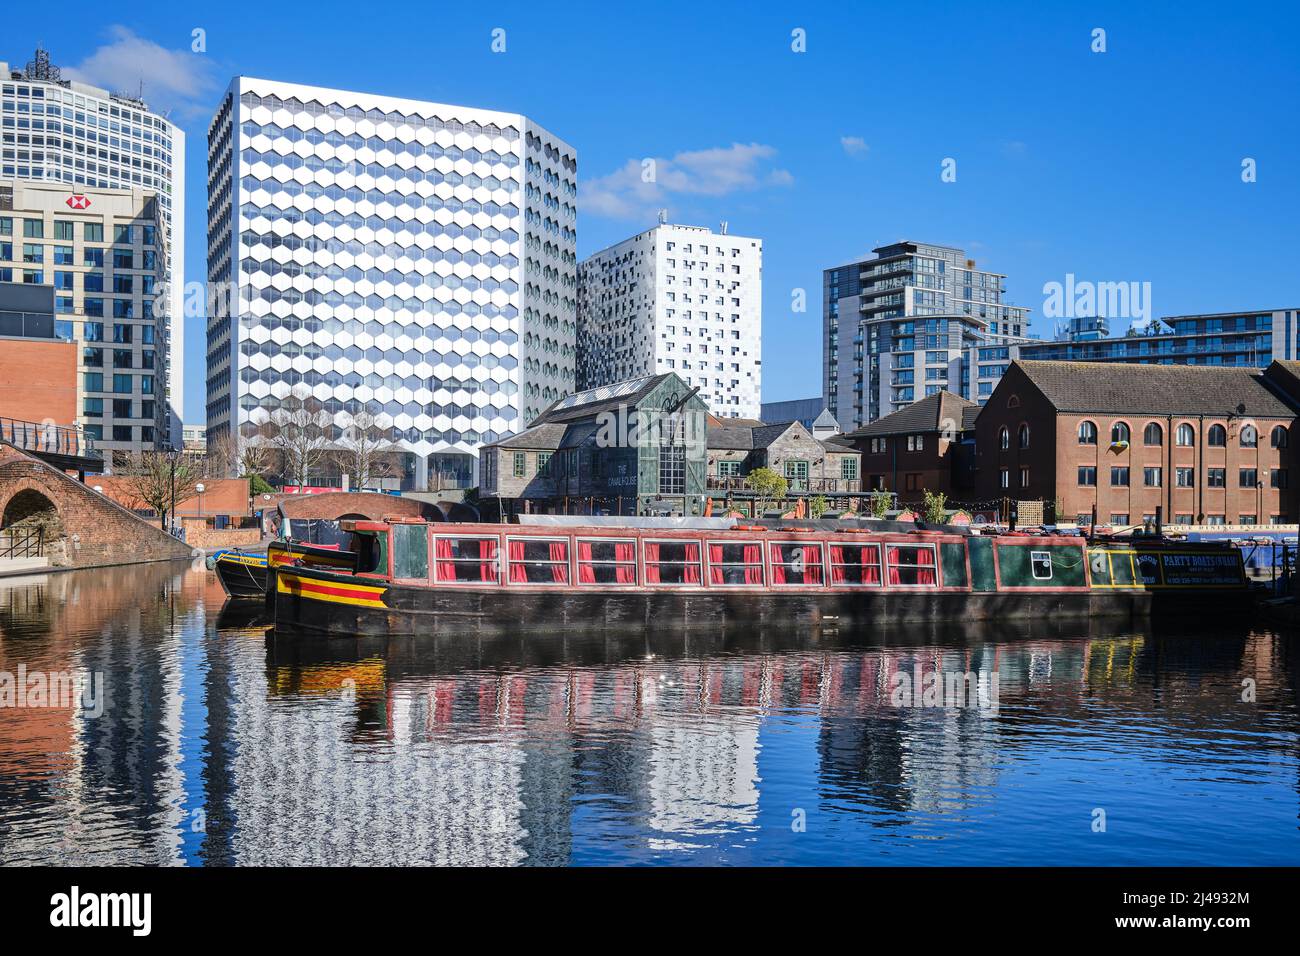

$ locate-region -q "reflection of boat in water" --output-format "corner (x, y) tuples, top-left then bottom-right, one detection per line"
(269, 516), (1252, 637)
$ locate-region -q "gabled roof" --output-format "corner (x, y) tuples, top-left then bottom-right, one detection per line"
(1010, 360), (1298, 418)
(811, 408), (840, 430)
(843, 390), (978, 438)
(534, 374), (676, 425)
(485, 423), (567, 450)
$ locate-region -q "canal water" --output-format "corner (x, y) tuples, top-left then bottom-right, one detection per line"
(1, 560), (1298, 866)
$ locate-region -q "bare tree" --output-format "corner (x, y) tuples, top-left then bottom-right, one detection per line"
(111, 450), (204, 530)
(333, 410), (398, 491)
(269, 396), (332, 489)
(207, 427), (273, 479)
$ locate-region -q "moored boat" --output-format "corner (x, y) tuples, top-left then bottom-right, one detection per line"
(269, 517), (1252, 637)
(213, 541), (356, 602)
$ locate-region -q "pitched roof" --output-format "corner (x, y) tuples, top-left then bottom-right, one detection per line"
(1011, 360), (1298, 418)
(843, 390), (978, 438)
(485, 423), (567, 450)
(706, 424), (756, 450)
(534, 374), (675, 424)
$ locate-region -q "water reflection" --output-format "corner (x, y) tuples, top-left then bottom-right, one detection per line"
(1, 564), (1297, 865)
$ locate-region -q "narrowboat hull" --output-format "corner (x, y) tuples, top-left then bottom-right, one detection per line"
(213, 551), (270, 601)
(272, 563), (1252, 638)
(214, 542), (357, 602)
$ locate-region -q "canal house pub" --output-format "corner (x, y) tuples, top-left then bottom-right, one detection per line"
(479, 372), (864, 516)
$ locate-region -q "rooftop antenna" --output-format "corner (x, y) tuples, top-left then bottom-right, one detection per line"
(719, 220), (728, 235)
(657, 208), (668, 225)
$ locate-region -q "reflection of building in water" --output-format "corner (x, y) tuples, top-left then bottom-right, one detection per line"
(0, 563), (191, 865)
(646, 665), (761, 844)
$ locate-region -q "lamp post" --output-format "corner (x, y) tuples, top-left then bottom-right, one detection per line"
(196, 482), (206, 523)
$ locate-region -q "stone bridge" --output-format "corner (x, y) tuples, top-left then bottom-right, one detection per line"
(0, 441), (196, 571)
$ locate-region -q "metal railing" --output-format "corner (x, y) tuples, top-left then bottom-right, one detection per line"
(0, 417), (101, 461)
(707, 476), (863, 494)
(0, 527), (44, 560)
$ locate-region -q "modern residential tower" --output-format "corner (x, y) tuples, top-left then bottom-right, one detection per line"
(824, 241), (1030, 430)
(206, 76), (576, 489)
(2, 47), (185, 445)
(577, 222), (762, 419)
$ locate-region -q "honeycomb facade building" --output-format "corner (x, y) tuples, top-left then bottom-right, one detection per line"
(206, 77), (576, 489)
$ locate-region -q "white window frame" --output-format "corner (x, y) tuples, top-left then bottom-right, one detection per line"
(1030, 550), (1054, 580)
(705, 539), (766, 587)
(643, 537), (705, 588)
(828, 540), (884, 588)
(432, 534), (502, 587)
(572, 536), (639, 588)
(504, 534), (571, 586)
(767, 540), (826, 588)
(885, 542), (940, 588)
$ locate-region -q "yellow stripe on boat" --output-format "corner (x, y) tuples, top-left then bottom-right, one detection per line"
(276, 571), (388, 608)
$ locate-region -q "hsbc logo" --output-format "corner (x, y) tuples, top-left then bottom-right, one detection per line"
(66, 194), (92, 209)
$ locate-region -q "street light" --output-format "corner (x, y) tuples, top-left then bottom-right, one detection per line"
(196, 483), (206, 522)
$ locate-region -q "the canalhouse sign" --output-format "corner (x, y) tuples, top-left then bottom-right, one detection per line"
(65, 194), (91, 209)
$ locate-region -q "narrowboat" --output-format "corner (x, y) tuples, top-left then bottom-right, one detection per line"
(212, 541), (356, 602)
(269, 517), (1252, 637)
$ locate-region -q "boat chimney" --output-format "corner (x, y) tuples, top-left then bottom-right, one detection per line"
(1155, 505), (1163, 538)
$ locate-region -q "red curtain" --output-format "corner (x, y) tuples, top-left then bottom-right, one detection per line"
(770, 545), (787, 585)
(887, 547), (902, 585)
(743, 544), (763, 584)
(915, 546), (936, 585)
(644, 542), (660, 583)
(435, 537), (455, 582)
(804, 545), (823, 585)
(683, 542), (701, 584)
(829, 545), (846, 585)
(509, 539), (527, 583)
(577, 541), (595, 583)
(480, 539), (496, 582)
(549, 541), (567, 583)
(709, 544), (726, 585)
(615, 542), (636, 583)
(863, 548), (880, 585)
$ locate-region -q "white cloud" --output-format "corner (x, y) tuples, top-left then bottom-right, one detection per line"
(581, 143), (793, 220)
(840, 136), (869, 157)
(62, 26), (218, 118)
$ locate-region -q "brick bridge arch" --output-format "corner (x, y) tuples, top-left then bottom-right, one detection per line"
(0, 442), (195, 568)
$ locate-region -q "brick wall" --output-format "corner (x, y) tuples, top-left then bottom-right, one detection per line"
(0, 443), (195, 568)
(180, 520), (262, 551)
(0, 338), (78, 427)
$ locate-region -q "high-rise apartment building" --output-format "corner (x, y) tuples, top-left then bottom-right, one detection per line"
(1, 179), (169, 453)
(1, 48), (185, 445)
(1020, 309), (1300, 367)
(206, 76), (576, 489)
(824, 241), (1030, 430)
(577, 222), (762, 419)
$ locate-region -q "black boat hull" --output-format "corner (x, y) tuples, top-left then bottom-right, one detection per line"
(271, 564), (1254, 638)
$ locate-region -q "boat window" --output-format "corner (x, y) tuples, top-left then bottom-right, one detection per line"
(828, 542), (882, 586)
(887, 544), (938, 586)
(769, 542), (824, 585)
(507, 537), (569, 584)
(708, 541), (764, 586)
(1030, 550), (1053, 580)
(644, 540), (702, 585)
(349, 531), (385, 574)
(434, 536), (499, 583)
(576, 538), (637, 585)
(392, 523), (429, 580)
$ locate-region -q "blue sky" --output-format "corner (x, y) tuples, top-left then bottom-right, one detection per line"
(10, 0), (1299, 423)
